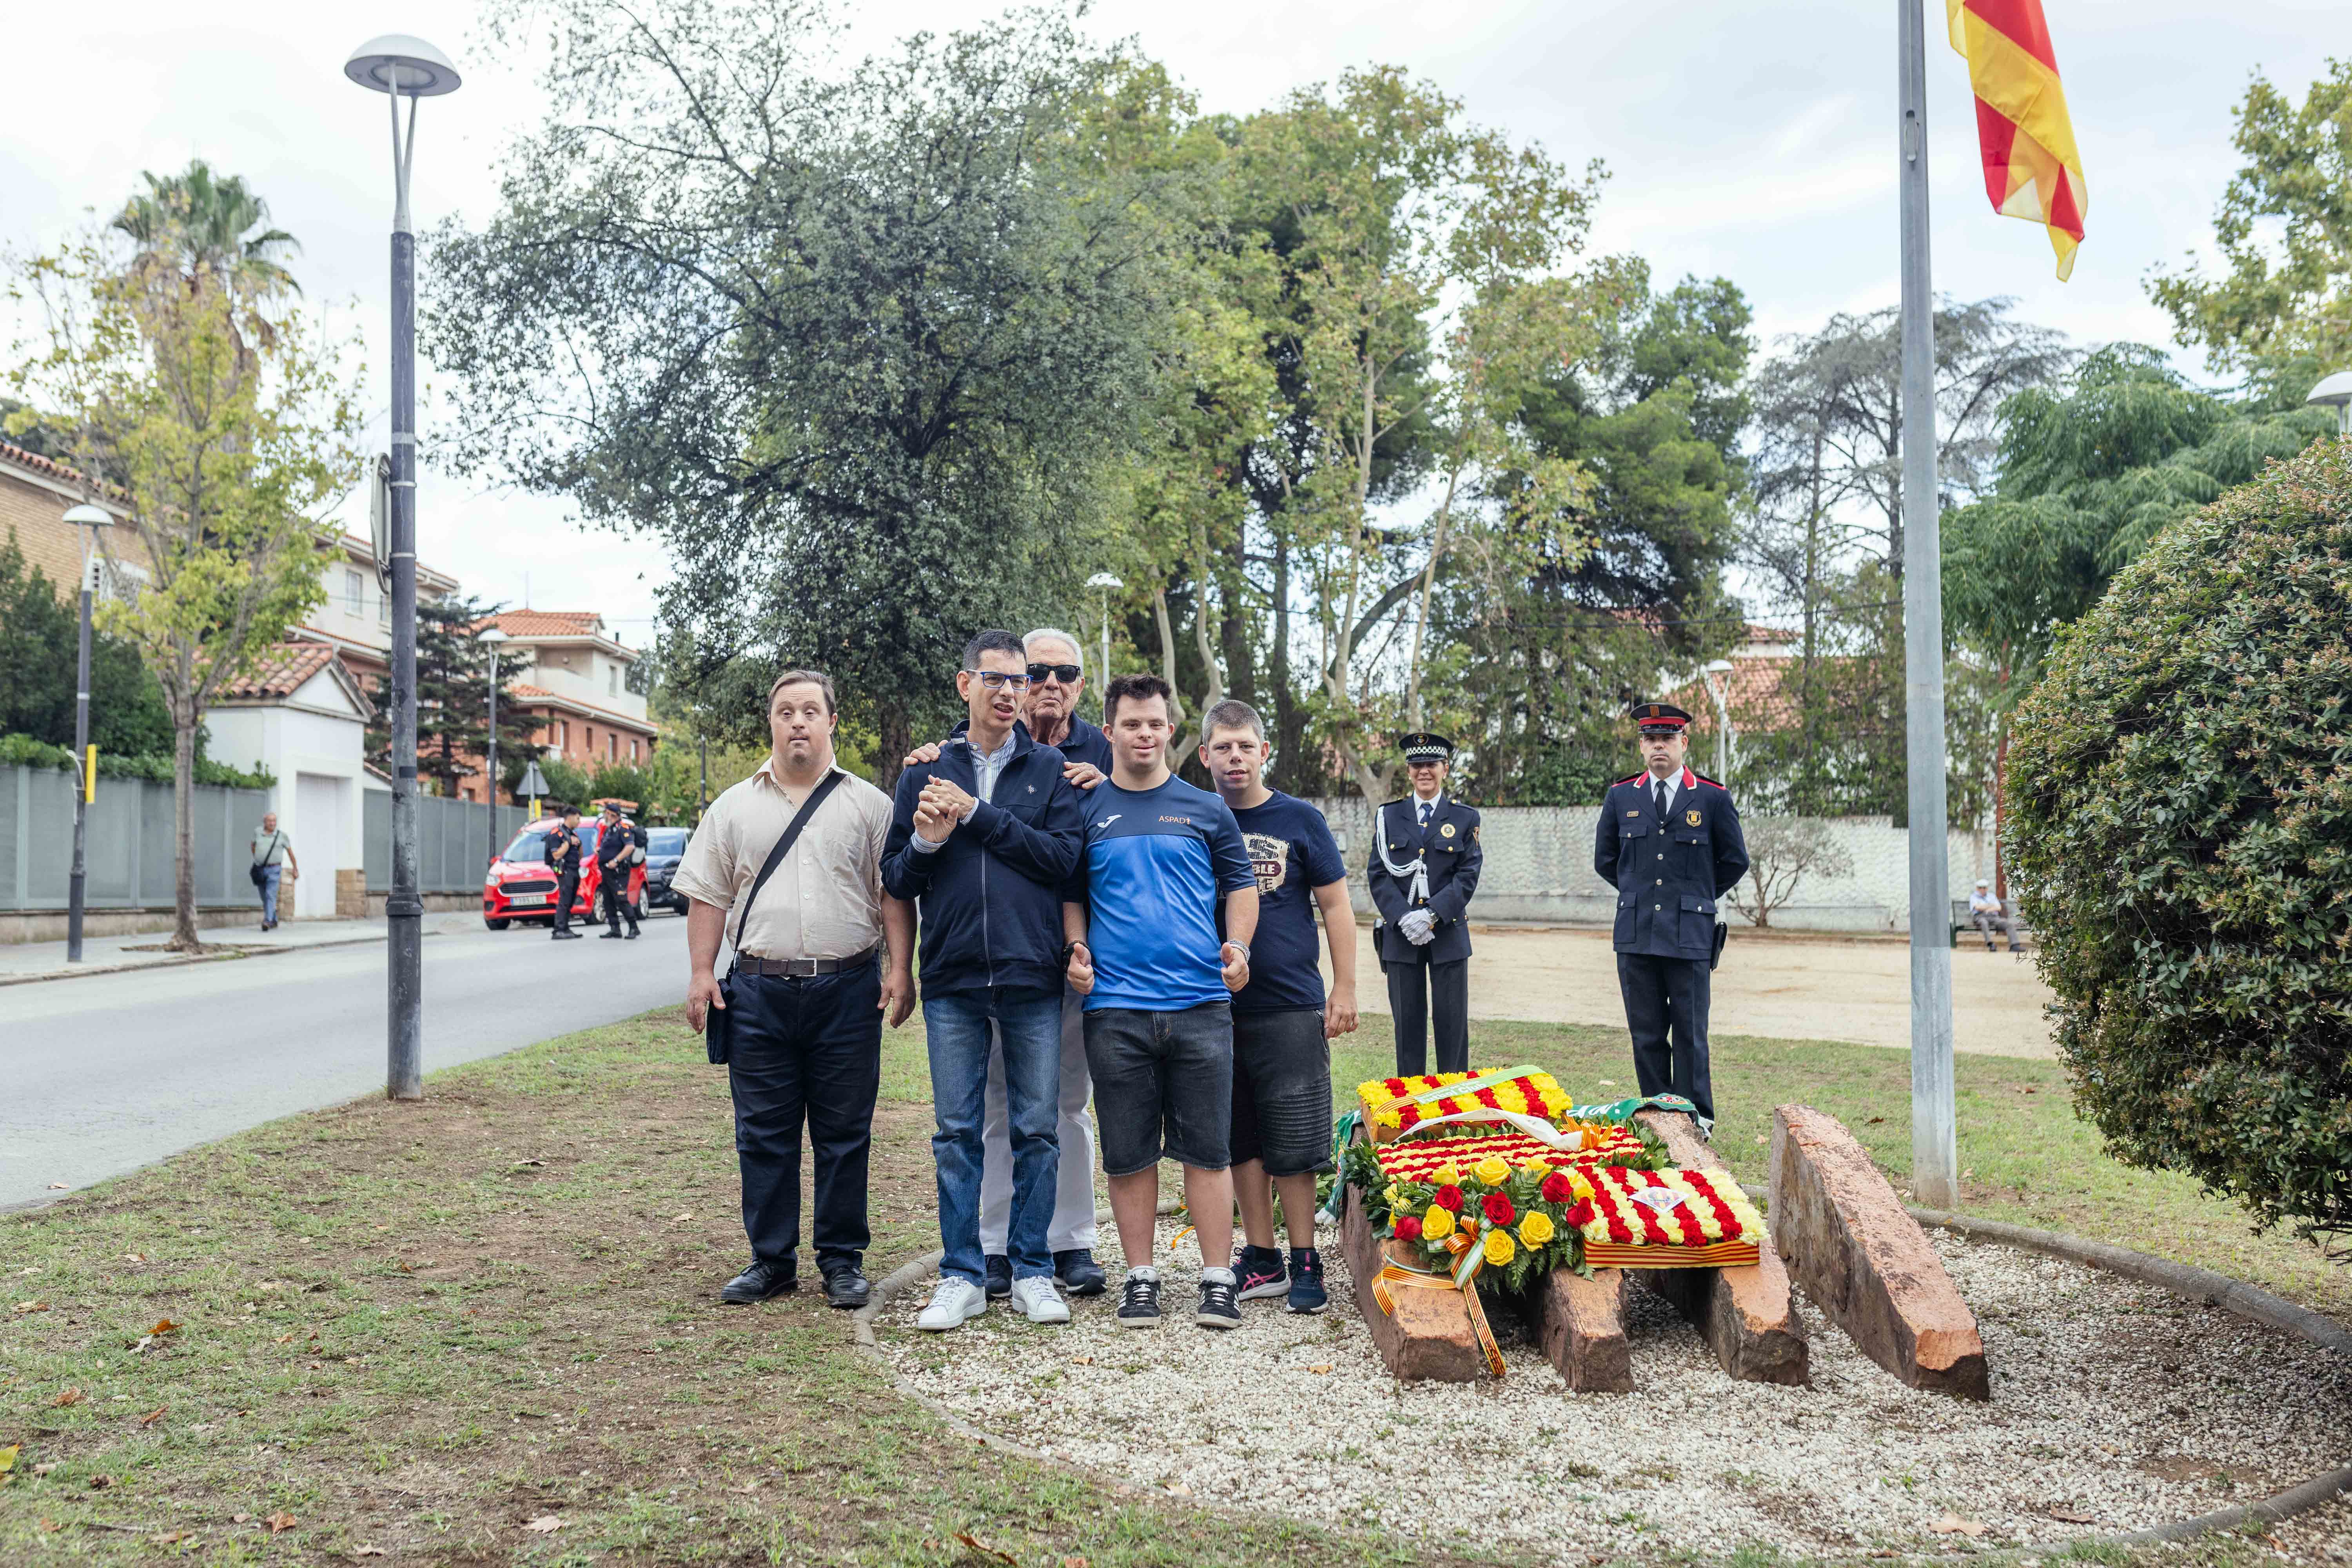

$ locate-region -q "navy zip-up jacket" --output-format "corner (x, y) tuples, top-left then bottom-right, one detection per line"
(881, 722), (1083, 997)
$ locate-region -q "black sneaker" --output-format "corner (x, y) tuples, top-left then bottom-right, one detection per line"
(1232, 1244), (1287, 1301)
(1196, 1267), (1241, 1330)
(1116, 1271), (1161, 1329)
(1287, 1247), (1328, 1314)
(1054, 1248), (1108, 1297)
(983, 1254), (1013, 1299)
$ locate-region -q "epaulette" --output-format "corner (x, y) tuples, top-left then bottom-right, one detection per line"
(1690, 773), (1727, 790)
(1613, 772), (1647, 788)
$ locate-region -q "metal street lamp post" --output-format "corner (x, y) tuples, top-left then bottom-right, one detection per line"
(1699, 659), (1736, 786)
(346, 33), (462, 1102)
(479, 627), (508, 867)
(62, 502), (114, 964)
(1084, 572), (1123, 696)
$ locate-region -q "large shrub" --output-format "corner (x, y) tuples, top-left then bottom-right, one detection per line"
(2005, 439), (2351, 1247)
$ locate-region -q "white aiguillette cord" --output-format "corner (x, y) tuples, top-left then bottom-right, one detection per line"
(1374, 805), (1430, 906)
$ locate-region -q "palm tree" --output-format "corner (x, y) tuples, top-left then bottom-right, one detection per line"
(113, 160), (302, 302)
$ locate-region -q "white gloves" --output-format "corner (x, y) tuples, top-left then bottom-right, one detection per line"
(1399, 908), (1438, 946)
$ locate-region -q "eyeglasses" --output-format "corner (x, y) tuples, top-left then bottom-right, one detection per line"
(1026, 663), (1082, 685)
(966, 669), (1033, 692)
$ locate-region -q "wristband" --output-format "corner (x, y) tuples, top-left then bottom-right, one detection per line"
(1224, 941), (1250, 962)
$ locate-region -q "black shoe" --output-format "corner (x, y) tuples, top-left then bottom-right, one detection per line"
(1287, 1247), (1328, 1314)
(1117, 1271), (1162, 1329)
(822, 1266), (870, 1310)
(1053, 1248), (1107, 1297)
(1196, 1268), (1241, 1330)
(983, 1254), (1013, 1299)
(719, 1260), (796, 1304)
(599, 930), (624, 939)
(625, 926), (641, 940)
(553, 929), (583, 940)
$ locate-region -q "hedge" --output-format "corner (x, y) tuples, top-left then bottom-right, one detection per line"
(0, 732), (276, 792)
(2004, 438), (2351, 1248)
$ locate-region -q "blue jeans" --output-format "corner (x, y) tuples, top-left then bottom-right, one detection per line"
(258, 864), (282, 925)
(925, 987), (1061, 1285)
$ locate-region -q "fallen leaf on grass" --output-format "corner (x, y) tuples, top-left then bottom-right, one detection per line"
(672, 1212), (693, 1222)
(88, 1475), (113, 1489)
(149, 1319), (178, 1336)
(521, 1515), (566, 1534)
(355, 1547), (387, 1557)
(49, 1389), (83, 1408)
(953, 1532), (1014, 1563)
(33, 1463), (57, 1476)
(154, 1531), (192, 1544)
(1866, 1116), (1887, 1125)
(123, 1253), (147, 1264)
(1307, 1364), (1332, 1374)
(1068, 1355), (1092, 1366)
(2047, 1504), (2097, 1524)
(139, 1407), (166, 1427)
(263, 1511), (296, 1534)
(1062, 1559), (1090, 1568)
(274, 1334), (294, 1344)
(1930, 1512), (1985, 1537)
(230, 1513), (250, 1523)
(0, 1445), (16, 1473)
(13, 1300), (48, 1314)
(1165, 1481), (1192, 1497)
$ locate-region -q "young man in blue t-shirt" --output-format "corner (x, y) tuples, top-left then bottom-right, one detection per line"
(1198, 700), (1359, 1314)
(1062, 674), (1259, 1330)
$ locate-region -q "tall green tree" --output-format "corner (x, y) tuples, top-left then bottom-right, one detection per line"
(2149, 58), (2352, 391)
(363, 595), (542, 799)
(11, 236), (362, 949)
(429, 0), (1181, 778)
(0, 530), (174, 756)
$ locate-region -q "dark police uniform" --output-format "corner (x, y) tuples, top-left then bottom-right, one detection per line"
(548, 817), (584, 938)
(1592, 703), (1749, 1122)
(596, 814), (642, 937)
(1368, 733), (1483, 1076)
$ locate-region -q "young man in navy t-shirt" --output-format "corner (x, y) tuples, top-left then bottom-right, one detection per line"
(1198, 700), (1359, 1314)
(1062, 674), (1259, 1330)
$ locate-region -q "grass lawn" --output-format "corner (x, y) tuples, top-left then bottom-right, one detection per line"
(1, 1005), (2338, 1566)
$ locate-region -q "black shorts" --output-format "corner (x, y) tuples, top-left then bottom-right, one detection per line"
(1083, 1001), (1233, 1176)
(1229, 1007), (1333, 1178)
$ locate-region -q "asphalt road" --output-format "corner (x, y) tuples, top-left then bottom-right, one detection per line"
(0, 912), (696, 1209)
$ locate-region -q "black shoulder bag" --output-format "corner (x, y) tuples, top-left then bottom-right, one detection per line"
(704, 770), (845, 1065)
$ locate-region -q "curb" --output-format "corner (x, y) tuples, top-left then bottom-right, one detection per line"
(0, 932), (414, 988)
(857, 1197), (2352, 1553)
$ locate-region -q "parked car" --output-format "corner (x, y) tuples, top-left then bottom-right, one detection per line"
(483, 817), (648, 929)
(642, 826), (691, 915)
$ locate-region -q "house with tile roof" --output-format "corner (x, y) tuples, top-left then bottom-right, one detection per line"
(0, 438), (145, 602)
(467, 610), (659, 801)
(203, 644), (377, 920)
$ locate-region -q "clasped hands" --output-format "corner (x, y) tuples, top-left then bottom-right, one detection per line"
(911, 777), (978, 844)
(1398, 908), (1438, 946)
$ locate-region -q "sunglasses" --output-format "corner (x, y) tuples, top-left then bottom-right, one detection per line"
(1026, 663), (1082, 685)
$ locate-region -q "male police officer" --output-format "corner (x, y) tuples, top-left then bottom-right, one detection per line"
(1368, 733), (1483, 1075)
(1593, 702), (1749, 1123)
(548, 807), (586, 940)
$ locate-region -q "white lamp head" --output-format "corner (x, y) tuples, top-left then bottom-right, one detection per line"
(2305, 370), (2352, 409)
(1085, 572), (1124, 590)
(1702, 659), (1734, 674)
(344, 34), (462, 96)
(478, 627), (509, 645)
(62, 503), (113, 528)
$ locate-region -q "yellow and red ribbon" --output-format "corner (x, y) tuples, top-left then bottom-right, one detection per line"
(1369, 1219), (1508, 1378)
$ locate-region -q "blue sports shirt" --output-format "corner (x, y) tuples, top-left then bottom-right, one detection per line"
(1068, 775), (1255, 1012)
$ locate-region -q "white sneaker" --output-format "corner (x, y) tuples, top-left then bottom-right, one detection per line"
(915, 1276), (989, 1332)
(1008, 1275), (1070, 1324)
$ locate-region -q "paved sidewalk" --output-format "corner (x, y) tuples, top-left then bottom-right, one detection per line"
(0, 912), (481, 985)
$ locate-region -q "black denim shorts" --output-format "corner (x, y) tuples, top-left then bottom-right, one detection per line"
(1082, 1001), (1233, 1176)
(1229, 1007), (1334, 1178)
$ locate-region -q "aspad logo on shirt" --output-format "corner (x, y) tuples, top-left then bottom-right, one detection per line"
(1157, 814), (1192, 826)
(1243, 832), (1290, 897)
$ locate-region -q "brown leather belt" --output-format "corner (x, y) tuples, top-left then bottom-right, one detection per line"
(732, 948), (876, 978)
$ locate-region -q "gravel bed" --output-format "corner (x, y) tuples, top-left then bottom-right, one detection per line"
(876, 1219), (2352, 1558)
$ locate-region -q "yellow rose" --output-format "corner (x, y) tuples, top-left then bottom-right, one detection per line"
(1483, 1227), (1515, 1267)
(1430, 1163), (1461, 1188)
(1520, 1157), (1551, 1175)
(1422, 1204), (1455, 1241)
(1519, 1210), (1556, 1246)
(1472, 1156), (1513, 1187)
(1567, 1170), (1595, 1202)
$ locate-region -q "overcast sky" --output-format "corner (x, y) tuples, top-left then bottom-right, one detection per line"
(1, 0), (2336, 642)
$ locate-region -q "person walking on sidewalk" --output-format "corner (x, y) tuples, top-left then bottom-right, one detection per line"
(249, 813), (298, 931)
(595, 803), (642, 940)
(675, 670), (915, 1311)
(1062, 673), (1259, 1332)
(900, 627), (1115, 1300)
(1198, 700), (1357, 1316)
(883, 631), (1084, 1332)
(548, 807), (586, 940)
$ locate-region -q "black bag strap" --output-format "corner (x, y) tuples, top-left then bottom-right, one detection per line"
(730, 769), (846, 956)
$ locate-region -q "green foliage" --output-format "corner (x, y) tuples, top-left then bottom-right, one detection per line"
(2149, 59), (2352, 387)
(506, 751), (591, 817)
(0, 529), (174, 756)
(0, 731), (273, 790)
(2004, 437), (2352, 1248)
(364, 594), (539, 797)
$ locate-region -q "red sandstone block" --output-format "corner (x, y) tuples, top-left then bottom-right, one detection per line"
(1537, 1265), (1633, 1392)
(1632, 1109), (1811, 1386)
(1338, 1143), (1482, 1382)
(1768, 1104), (1989, 1399)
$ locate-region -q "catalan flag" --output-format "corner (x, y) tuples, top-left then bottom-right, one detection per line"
(1947, 0), (2087, 279)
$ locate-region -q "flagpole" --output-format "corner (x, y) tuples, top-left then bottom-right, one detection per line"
(1898, 0), (1958, 1210)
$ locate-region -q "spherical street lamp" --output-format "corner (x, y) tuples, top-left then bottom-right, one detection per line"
(345, 32), (461, 1101)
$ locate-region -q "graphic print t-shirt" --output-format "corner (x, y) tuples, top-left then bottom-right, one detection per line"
(1225, 791), (1347, 1013)
(1068, 775), (1255, 1012)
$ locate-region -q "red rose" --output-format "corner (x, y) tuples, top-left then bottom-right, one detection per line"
(1564, 1200), (1595, 1229)
(1433, 1185), (1464, 1213)
(1540, 1172), (1575, 1204)
(1392, 1215), (1423, 1243)
(1481, 1192), (1516, 1227)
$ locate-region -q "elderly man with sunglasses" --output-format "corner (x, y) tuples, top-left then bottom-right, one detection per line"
(904, 628), (1115, 1298)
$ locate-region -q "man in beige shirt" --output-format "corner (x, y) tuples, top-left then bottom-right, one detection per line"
(674, 669), (915, 1310)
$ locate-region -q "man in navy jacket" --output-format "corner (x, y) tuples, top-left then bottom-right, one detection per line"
(882, 631), (1083, 1330)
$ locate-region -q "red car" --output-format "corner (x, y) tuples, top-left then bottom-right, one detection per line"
(483, 817), (648, 929)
